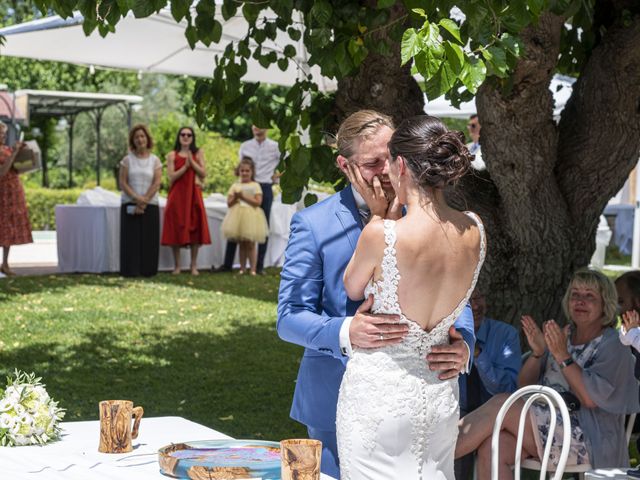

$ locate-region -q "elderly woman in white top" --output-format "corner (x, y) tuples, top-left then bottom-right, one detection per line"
(119, 124), (162, 277)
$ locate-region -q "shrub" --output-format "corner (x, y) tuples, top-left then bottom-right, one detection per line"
(24, 187), (83, 230)
(199, 132), (240, 194)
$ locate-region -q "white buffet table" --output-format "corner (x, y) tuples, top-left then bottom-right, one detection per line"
(1, 416), (336, 480)
(55, 197), (297, 273)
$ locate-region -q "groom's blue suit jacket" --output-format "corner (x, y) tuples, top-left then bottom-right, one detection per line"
(277, 186), (476, 431)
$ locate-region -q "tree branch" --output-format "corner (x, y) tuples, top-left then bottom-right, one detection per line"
(475, 13), (567, 234)
(556, 14), (640, 236)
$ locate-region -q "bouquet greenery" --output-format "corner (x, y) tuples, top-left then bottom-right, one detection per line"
(0, 370), (65, 446)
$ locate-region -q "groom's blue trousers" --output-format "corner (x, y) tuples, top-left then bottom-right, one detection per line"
(307, 426), (339, 479)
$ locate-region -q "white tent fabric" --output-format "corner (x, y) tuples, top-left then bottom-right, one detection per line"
(0, 9), (337, 91)
(0, 10), (575, 118)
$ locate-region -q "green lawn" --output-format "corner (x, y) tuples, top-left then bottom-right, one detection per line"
(0, 270), (306, 442)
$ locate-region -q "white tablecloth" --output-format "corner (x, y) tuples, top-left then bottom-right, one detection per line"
(0, 416), (336, 480)
(585, 468), (631, 479)
(55, 199), (297, 273)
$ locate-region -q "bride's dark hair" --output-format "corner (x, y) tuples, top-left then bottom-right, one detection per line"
(388, 115), (472, 190)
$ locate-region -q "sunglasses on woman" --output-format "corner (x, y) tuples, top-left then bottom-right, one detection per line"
(180, 132), (193, 138)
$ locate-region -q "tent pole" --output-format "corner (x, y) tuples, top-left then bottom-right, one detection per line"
(67, 115), (75, 188)
(95, 108), (104, 186)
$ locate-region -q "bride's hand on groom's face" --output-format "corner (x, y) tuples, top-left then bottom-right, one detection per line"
(350, 295), (408, 349)
(346, 164), (389, 218)
(427, 327), (469, 380)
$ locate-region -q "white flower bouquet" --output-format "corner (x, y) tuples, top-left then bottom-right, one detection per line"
(0, 370), (65, 446)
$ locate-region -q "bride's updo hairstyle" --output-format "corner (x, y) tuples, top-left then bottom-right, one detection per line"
(388, 115), (473, 190)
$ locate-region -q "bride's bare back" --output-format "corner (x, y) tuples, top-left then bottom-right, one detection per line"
(393, 210), (481, 331)
(345, 207), (482, 332)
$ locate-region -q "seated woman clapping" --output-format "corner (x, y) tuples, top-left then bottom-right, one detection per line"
(455, 268), (640, 480)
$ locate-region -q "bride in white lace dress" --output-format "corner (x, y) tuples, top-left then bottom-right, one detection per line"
(336, 115), (486, 480)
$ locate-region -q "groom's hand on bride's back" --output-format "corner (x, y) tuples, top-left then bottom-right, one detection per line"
(350, 295), (408, 349)
(427, 327), (470, 380)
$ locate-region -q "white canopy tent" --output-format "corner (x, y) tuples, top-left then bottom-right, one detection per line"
(0, 9), (337, 92)
(0, 10), (575, 119)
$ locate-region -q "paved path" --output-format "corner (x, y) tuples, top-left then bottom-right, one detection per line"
(1, 231), (58, 277)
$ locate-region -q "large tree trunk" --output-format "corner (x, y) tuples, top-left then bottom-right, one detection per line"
(330, 3), (640, 328)
(449, 8), (640, 327)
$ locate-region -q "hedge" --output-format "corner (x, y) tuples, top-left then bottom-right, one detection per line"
(24, 187), (83, 231)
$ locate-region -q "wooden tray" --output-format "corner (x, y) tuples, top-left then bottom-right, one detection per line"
(158, 439), (281, 479)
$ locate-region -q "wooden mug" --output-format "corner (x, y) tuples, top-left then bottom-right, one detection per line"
(280, 438), (322, 480)
(98, 400), (143, 453)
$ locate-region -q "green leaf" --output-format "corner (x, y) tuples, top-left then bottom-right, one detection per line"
(335, 42), (355, 76)
(287, 27), (302, 41)
(348, 38), (368, 67)
(277, 58), (289, 71)
(253, 28), (266, 44)
(131, 0), (156, 18)
(526, 0), (545, 16)
(500, 33), (522, 57)
(251, 101), (271, 129)
(377, 0), (396, 8)
(443, 41), (464, 75)
(264, 22), (277, 41)
(304, 193), (319, 207)
(211, 19), (222, 43)
(283, 45), (297, 58)
(460, 57), (486, 94)
(221, 1), (238, 21)
(421, 22), (443, 56)
(242, 2), (261, 25)
(309, 28), (331, 49)
(485, 46), (509, 77)
(310, 0), (332, 25)
(291, 147), (310, 175)
(401, 28), (422, 66)
(438, 18), (462, 44)
(185, 25), (198, 49)
(423, 63), (456, 100)
(412, 8), (427, 18)
(237, 40), (251, 58)
(170, 0), (190, 22)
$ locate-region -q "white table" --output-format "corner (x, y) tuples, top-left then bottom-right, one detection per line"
(0, 416), (336, 480)
(585, 468), (633, 479)
(55, 199), (296, 273)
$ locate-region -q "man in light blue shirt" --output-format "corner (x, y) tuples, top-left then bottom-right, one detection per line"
(455, 288), (521, 480)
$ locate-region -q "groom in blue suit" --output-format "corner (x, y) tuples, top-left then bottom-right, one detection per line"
(277, 110), (475, 478)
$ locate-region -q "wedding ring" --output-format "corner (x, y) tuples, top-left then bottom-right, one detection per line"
(379, 333), (384, 341)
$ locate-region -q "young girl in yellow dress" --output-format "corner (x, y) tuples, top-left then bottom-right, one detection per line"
(221, 157), (269, 275)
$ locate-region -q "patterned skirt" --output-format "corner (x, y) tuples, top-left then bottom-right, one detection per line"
(0, 170), (33, 246)
(529, 402), (590, 467)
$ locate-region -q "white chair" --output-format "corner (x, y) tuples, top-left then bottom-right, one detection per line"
(521, 412), (637, 480)
(491, 385), (571, 480)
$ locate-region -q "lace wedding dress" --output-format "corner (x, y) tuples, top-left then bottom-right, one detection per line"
(336, 215), (486, 480)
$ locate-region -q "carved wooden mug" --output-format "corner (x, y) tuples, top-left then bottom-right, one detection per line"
(280, 438), (322, 480)
(98, 400), (143, 453)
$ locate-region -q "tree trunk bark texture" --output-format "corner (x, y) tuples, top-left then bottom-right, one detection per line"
(450, 9), (640, 326)
(333, 3), (425, 127)
(332, 5), (640, 327)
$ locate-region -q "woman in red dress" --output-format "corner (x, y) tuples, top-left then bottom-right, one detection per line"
(0, 122), (31, 276)
(161, 127), (211, 275)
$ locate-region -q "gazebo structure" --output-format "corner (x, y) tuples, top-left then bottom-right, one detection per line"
(15, 90), (142, 187)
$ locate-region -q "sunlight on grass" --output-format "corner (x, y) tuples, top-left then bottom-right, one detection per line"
(0, 270), (306, 441)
